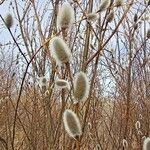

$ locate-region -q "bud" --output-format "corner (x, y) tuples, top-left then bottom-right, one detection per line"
(134, 14), (138, 22)
(73, 71), (89, 102)
(57, 2), (75, 29)
(123, 139), (128, 148)
(107, 11), (114, 22)
(139, 114), (143, 119)
(99, 0), (110, 12)
(142, 136), (146, 140)
(38, 76), (47, 88)
(5, 13), (13, 28)
(135, 120), (141, 130)
(45, 90), (50, 96)
(50, 37), (72, 64)
(141, 16), (149, 21)
(96, 144), (101, 150)
(138, 130), (143, 135)
(86, 13), (98, 22)
(147, 29), (150, 39)
(143, 137), (150, 150)
(63, 109), (82, 138)
(134, 23), (138, 30)
(87, 122), (92, 130)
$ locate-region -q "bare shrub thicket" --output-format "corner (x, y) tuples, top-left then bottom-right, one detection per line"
(0, 0), (150, 149)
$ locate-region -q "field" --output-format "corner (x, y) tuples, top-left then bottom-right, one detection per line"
(0, 0), (150, 149)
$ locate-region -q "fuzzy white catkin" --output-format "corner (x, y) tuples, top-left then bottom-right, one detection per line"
(143, 137), (150, 150)
(73, 71), (89, 102)
(5, 13), (13, 28)
(50, 37), (72, 64)
(55, 79), (69, 89)
(86, 13), (98, 22)
(63, 109), (82, 138)
(115, 0), (123, 7)
(57, 2), (75, 29)
(99, 0), (110, 12)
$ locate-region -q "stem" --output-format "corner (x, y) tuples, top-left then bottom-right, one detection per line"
(76, 137), (80, 150)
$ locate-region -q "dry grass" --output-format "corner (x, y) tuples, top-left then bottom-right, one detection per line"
(0, 0), (150, 150)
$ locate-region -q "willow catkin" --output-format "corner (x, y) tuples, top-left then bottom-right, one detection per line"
(147, 29), (150, 39)
(107, 11), (114, 22)
(115, 0), (123, 7)
(50, 37), (72, 64)
(55, 79), (69, 89)
(73, 71), (89, 102)
(63, 109), (82, 138)
(5, 13), (13, 28)
(57, 2), (75, 30)
(86, 13), (98, 22)
(143, 137), (150, 150)
(135, 120), (141, 130)
(99, 0), (110, 12)
(148, 0), (150, 6)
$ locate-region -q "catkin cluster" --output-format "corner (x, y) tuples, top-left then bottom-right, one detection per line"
(5, 13), (13, 28)
(50, 2), (91, 141)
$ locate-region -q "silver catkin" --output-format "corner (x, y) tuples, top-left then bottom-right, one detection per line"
(99, 0), (110, 12)
(50, 37), (72, 64)
(73, 71), (89, 102)
(55, 79), (69, 89)
(63, 109), (82, 138)
(5, 13), (13, 28)
(57, 2), (75, 29)
(143, 137), (150, 150)
(86, 13), (98, 22)
(115, 0), (123, 7)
